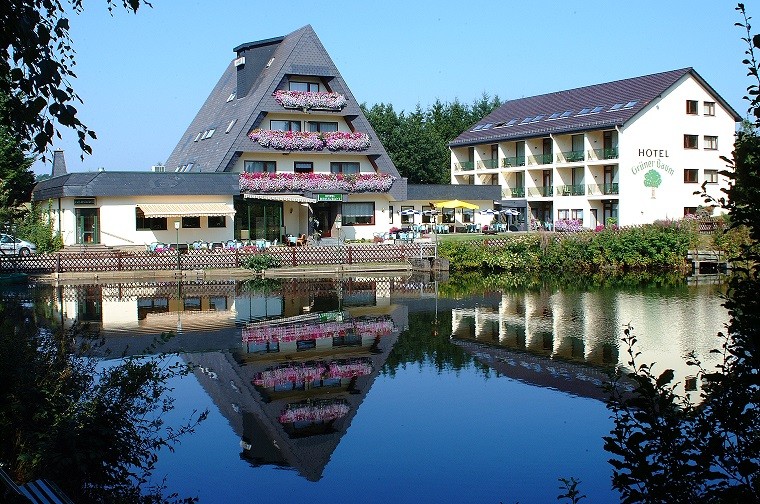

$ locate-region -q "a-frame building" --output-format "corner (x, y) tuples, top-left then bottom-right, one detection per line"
(166, 25), (406, 243)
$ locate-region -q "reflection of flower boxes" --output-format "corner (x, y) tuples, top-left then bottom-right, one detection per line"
(278, 398), (350, 424)
(273, 90), (347, 111)
(242, 316), (395, 343)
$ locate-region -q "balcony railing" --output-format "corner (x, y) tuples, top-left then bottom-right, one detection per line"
(454, 161), (474, 171)
(527, 153), (554, 165)
(240, 172), (395, 194)
(557, 150), (585, 163)
(588, 147), (619, 160)
(555, 184), (585, 196)
(502, 156), (526, 168)
(527, 186), (553, 197)
(502, 187), (525, 198)
(587, 183), (620, 196)
(477, 159), (499, 169)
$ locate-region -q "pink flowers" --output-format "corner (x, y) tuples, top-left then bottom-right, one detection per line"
(249, 129), (370, 151)
(278, 399), (350, 424)
(239, 172), (395, 193)
(273, 90), (347, 111)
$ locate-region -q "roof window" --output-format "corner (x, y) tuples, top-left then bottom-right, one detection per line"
(193, 132), (202, 142)
(578, 108), (591, 115)
(506, 119), (517, 126)
(591, 106), (604, 113)
(623, 100), (638, 109)
(548, 112), (561, 119)
(481, 123), (493, 130)
(531, 115), (544, 122)
(609, 103), (624, 111)
(520, 117), (533, 124)
(266, 57), (275, 68)
(206, 128), (215, 139)
(227, 92), (236, 102)
(560, 110), (573, 118)
(225, 119), (236, 133)
(472, 124), (485, 131)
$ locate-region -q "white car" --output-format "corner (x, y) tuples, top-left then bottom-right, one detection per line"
(0, 233), (37, 256)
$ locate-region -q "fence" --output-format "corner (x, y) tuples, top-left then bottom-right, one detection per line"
(0, 243), (437, 274)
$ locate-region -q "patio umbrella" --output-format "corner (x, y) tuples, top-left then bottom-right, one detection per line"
(479, 209), (498, 216)
(435, 199), (479, 210)
(399, 208), (421, 226)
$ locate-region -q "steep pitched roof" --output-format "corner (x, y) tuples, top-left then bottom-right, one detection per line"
(450, 68), (741, 147)
(33, 172), (239, 201)
(164, 25), (401, 182)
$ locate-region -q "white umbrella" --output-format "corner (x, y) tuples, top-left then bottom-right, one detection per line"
(479, 209), (498, 215)
(399, 208), (421, 226)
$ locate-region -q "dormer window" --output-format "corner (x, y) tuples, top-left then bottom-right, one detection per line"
(226, 92), (236, 102)
(289, 81), (320, 92)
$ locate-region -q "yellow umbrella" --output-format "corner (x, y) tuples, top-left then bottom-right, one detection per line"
(434, 199), (479, 210)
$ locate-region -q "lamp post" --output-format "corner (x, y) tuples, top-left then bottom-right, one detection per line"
(174, 220), (180, 272)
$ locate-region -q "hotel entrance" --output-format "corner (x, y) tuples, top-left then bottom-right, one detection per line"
(234, 198), (283, 242)
(75, 208), (100, 244)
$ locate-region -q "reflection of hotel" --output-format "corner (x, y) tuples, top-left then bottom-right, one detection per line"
(449, 285), (728, 396)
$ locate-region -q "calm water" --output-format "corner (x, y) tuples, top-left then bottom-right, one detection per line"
(17, 275), (729, 503)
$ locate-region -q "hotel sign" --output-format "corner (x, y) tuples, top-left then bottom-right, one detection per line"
(74, 198), (96, 205)
(317, 194), (343, 202)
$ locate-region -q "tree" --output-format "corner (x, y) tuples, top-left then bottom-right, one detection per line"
(643, 169), (662, 199)
(604, 5), (760, 502)
(0, 0), (149, 159)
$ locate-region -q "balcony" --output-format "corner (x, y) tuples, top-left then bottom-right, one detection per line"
(555, 184), (585, 196)
(273, 90), (347, 111)
(527, 186), (553, 197)
(502, 187), (525, 198)
(477, 159), (499, 170)
(239, 172), (395, 194)
(502, 156), (526, 168)
(588, 147), (619, 161)
(527, 153), (553, 165)
(249, 130), (370, 151)
(454, 161), (475, 171)
(587, 183), (619, 196)
(557, 150), (585, 163)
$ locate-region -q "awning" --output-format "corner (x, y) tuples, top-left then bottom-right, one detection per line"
(243, 193), (316, 203)
(137, 202), (235, 217)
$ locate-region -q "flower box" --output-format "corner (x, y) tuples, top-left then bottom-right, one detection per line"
(249, 129), (370, 151)
(240, 172), (395, 194)
(273, 90), (347, 111)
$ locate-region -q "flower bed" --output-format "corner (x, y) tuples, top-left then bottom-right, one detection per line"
(239, 172), (395, 193)
(273, 90), (347, 111)
(554, 219), (584, 232)
(248, 129), (370, 151)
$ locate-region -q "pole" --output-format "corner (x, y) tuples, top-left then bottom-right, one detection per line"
(174, 220), (180, 272)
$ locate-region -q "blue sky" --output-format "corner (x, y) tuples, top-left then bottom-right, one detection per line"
(33, 0), (750, 175)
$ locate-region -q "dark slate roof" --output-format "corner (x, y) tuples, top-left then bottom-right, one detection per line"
(33, 172), (240, 201)
(164, 25), (402, 187)
(405, 184), (501, 202)
(450, 68), (742, 147)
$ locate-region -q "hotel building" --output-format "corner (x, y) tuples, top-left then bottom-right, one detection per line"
(449, 68), (741, 228)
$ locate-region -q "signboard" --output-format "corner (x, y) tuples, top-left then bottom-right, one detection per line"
(317, 194), (343, 202)
(74, 198), (96, 205)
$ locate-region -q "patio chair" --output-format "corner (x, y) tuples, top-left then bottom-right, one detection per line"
(296, 234), (307, 246)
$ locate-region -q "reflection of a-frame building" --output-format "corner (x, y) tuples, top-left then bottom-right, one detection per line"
(186, 302), (405, 482)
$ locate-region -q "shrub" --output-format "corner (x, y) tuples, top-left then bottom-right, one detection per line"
(242, 253), (281, 272)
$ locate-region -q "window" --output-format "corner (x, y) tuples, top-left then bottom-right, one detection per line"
(400, 205), (414, 225)
(244, 160), (276, 173)
(578, 108), (591, 115)
(226, 92), (236, 102)
(704, 101), (715, 116)
(704, 169), (719, 184)
(307, 121), (338, 132)
(558, 209), (569, 220)
(623, 101), (638, 109)
(389, 205), (394, 224)
(135, 208), (167, 231)
(571, 209), (584, 224)
(289, 81), (319, 92)
(560, 110), (573, 118)
(184, 297), (201, 311)
(609, 103), (624, 111)
(462, 209), (474, 223)
(442, 208), (455, 224)
(208, 216), (226, 228)
(225, 119), (236, 133)
(684, 207), (698, 216)
(591, 106), (603, 113)
(684, 169), (699, 183)
(342, 202), (375, 225)
(182, 216), (201, 228)
(684, 134), (698, 149)
(422, 205), (434, 223)
(294, 162), (313, 173)
(704, 135), (718, 150)
(269, 120), (301, 131)
(193, 132), (202, 142)
(330, 162), (359, 174)
(686, 100), (698, 115)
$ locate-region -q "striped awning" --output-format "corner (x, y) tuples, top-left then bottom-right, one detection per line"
(137, 202), (235, 217)
(243, 193), (316, 203)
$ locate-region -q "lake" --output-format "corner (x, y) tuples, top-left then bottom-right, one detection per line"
(15, 274), (729, 503)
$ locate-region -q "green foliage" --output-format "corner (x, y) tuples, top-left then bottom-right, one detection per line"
(0, 294), (205, 503)
(14, 201), (63, 253)
(242, 253), (282, 272)
(0, 99), (34, 218)
(361, 93), (501, 184)
(643, 169), (662, 188)
(438, 223), (695, 274)
(0, 0), (148, 158)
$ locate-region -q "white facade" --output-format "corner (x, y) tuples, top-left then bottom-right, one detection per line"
(450, 71), (738, 228)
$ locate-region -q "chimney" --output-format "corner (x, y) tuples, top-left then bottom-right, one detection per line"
(52, 150), (67, 177)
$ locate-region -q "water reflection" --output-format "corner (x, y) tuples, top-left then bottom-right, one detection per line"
(19, 273), (729, 496)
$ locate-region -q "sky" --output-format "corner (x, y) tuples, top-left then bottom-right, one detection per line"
(32, 0), (750, 175)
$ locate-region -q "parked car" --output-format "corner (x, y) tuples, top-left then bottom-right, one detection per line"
(0, 233), (37, 256)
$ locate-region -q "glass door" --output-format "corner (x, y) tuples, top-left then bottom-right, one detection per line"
(76, 208), (99, 244)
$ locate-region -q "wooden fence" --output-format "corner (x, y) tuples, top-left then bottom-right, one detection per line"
(0, 243), (437, 274)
